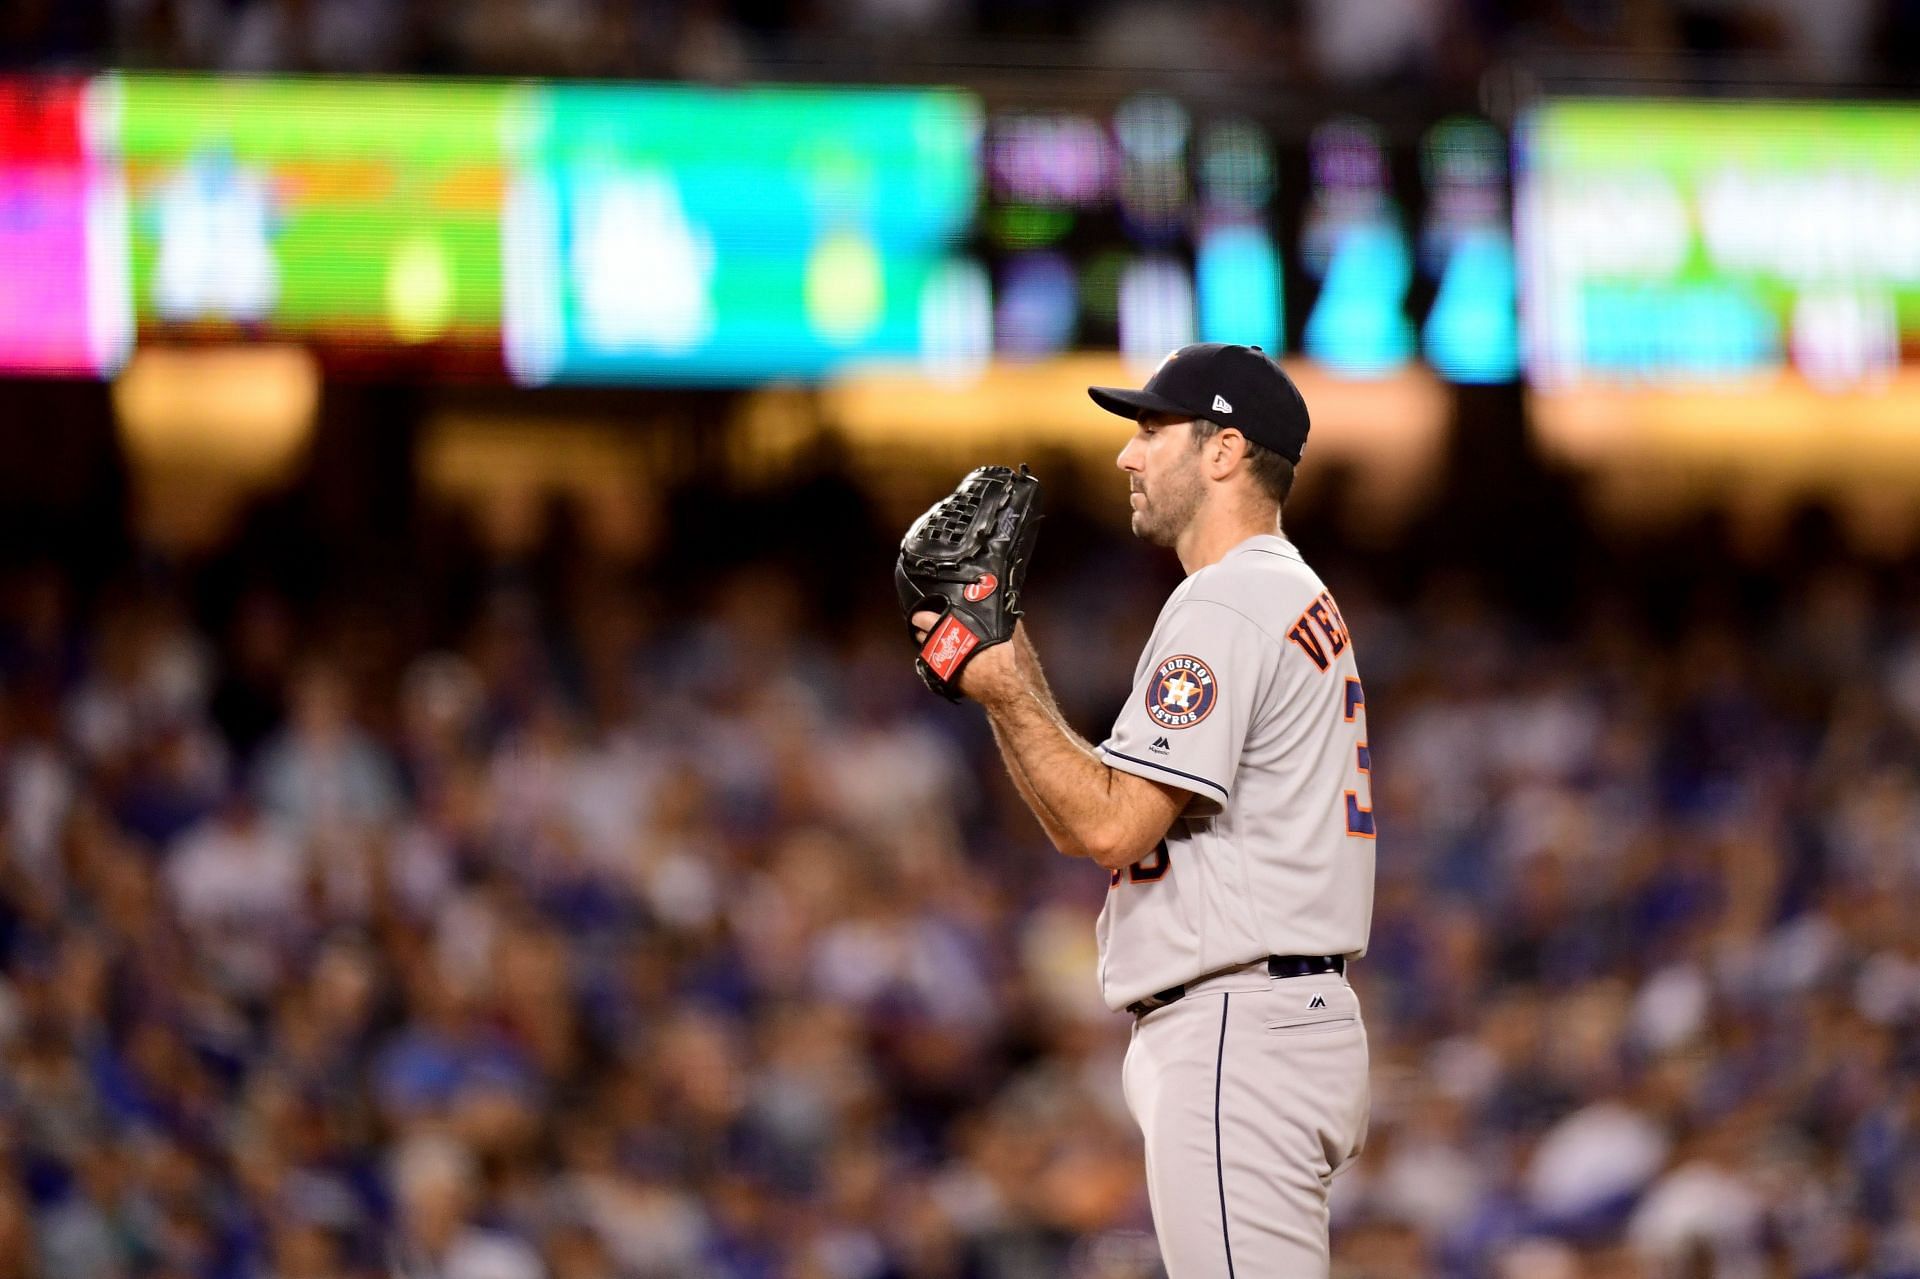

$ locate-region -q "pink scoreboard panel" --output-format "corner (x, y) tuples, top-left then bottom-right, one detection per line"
(0, 80), (129, 376)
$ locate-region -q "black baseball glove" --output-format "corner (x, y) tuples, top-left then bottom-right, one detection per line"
(895, 464), (1043, 701)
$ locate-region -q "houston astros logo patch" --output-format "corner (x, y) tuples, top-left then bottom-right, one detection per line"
(1146, 654), (1217, 728)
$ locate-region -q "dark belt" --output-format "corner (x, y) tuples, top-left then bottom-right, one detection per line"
(1126, 954), (1346, 1018)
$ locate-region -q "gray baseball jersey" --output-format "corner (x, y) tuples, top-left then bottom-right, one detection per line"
(1094, 532), (1375, 1011)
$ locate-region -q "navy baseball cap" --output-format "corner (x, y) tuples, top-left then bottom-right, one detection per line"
(1089, 343), (1310, 464)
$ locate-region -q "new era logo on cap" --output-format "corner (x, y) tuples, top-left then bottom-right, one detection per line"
(1212, 394), (1233, 414)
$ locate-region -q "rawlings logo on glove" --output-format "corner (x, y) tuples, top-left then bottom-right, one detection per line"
(895, 464), (1043, 700)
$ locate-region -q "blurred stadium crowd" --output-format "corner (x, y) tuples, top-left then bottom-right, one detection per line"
(0, 463), (1916, 1279)
(7, 0), (1920, 86)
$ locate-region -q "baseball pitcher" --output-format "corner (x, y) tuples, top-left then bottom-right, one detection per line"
(896, 343), (1375, 1275)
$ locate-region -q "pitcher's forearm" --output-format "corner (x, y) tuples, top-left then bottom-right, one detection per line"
(957, 624), (1182, 869)
(983, 687), (1112, 860)
(986, 714), (1080, 856)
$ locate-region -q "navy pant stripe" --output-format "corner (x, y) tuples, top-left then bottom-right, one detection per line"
(1215, 993), (1236, 1278)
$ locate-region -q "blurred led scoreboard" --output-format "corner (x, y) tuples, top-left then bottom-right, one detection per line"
(118, 76), (515, 368)
(0, 80), (129, 376)
(978, 103), (1519, 383)
(0, 74), (980, 381)
(504, 85), (979, 383)
(1519, 99), (1920, 391)
(0, 72), (1520, 385)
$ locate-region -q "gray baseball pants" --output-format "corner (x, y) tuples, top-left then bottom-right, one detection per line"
(1121, 965), (1370, 1277)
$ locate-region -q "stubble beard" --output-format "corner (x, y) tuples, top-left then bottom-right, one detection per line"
(1128, 509), (1155, 544)
(1129, 469), (1202, 548)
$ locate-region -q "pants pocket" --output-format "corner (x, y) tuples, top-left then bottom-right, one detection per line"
(1263, 982), (1360, 1035)
(1265, 1013), (1357, 1036)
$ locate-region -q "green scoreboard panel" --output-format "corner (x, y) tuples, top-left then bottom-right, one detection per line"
(115, 75), (520, 371)
(1519, 98), (1920, 391)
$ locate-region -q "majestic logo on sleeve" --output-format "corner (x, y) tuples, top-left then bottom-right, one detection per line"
(1145, 655), (1217, 729)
